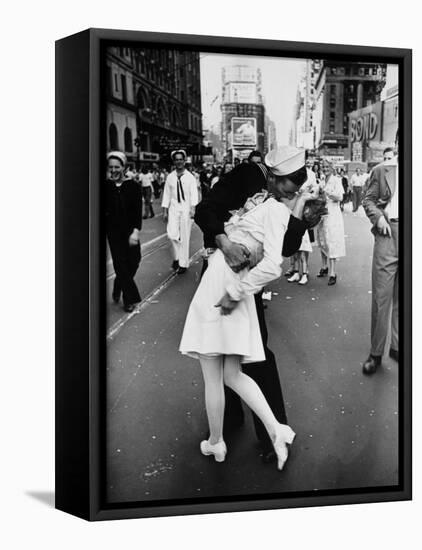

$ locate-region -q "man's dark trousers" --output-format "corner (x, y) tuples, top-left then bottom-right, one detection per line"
(352, 186), (363, 211)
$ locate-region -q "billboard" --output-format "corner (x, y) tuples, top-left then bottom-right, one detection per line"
(349, 102), (383, 145)
(227, 83), (257, 103)
(231, 117), (257, 147)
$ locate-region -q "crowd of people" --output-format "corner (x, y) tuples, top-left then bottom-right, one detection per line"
(106, 139), (399, 471)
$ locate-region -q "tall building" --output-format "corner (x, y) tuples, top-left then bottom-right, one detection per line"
(265, 116), (277, 152)
(220, 65), (266, 160)
(312, 60), (387, 161)
(106, 47), (203, 167)
(294, 60), (318, 150)
(347, 64), (398, 167)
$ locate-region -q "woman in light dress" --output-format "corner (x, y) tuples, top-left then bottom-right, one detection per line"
(179, 150), (312, 470)
(316, 160), (346, 285)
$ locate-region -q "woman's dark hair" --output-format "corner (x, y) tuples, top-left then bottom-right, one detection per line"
(281, 165), (307, 187)
(141, 166), (148, 174)
(248, 150), (263, 162)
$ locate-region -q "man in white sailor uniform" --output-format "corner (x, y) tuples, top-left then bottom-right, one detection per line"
(162, 150), (199, 274)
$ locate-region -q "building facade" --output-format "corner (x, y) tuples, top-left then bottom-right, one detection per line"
(312, 61), (387, 162)
(106, 46), (203, 167)
(220, 65), (268, 160)
(265, 116), (277, 152)
(348, 84), (398, 168)
(294, 60), (317, 150)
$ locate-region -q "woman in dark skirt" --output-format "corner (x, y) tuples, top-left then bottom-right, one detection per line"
(106, 151), (143, 312)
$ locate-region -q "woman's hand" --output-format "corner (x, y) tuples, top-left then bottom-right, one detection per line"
(215, 292), (239, 315)
(162, 208), (168, 223)
(299, 191), (314, 202)
(215, 234), (250, 273)
(290, 194), (308, 219)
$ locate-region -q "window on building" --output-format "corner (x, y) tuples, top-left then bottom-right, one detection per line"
(124, 127), (133, 152)
(114, 74), (119, 93)
(121, 75), (127, 102)
(109, 123), (118, 150)
(181, 90), (185, 102)
(180, 67), (184, 78)
(137, 88), (147, 110)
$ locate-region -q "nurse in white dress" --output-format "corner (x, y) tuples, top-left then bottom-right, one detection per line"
(180, 146), (311, 470)
(316, 160), (346, 285)
(162, 150), (199, 273)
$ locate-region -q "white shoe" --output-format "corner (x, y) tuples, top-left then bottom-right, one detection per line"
(298, 273), (308, 285)
(272, 424), (296, 471)
(200, 439), (227, 462)
(287, 272), (300, 283)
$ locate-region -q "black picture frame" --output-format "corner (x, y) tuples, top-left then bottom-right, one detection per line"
(55, 28), (412, 521)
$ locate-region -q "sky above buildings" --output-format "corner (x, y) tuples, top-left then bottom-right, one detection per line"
(200, 53), (307, 144)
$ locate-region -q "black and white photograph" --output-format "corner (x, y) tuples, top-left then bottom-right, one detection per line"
(4, 0), (421, 545)
(104, 45), (403, 505)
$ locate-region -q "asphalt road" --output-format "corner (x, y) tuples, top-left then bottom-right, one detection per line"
(105, 203), (399, 505)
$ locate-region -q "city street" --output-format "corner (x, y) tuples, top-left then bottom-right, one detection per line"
(106, 202), (399, 504)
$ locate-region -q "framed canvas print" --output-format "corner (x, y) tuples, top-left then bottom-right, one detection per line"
(55, 28), (412, 521)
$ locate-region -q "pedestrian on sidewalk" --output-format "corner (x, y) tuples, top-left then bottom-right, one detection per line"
(350, 167), (366, 212)
(106, 151), (142, 313)
(190, 146), (319, 467)
(151, 164), (161, 199)
(286, 168), (319, 285)
(139, 166), (155, 219)
(361, 139), (399, 375)
(162, 150), (199, 274)
(316, 160), (346, 286)
(339, 169), (350, 211)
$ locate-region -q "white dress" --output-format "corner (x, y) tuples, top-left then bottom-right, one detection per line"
(179, 197), (290, 364)
(316, 176), (346, 259)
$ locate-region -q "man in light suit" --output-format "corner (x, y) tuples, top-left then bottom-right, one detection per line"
(362, 138), (399, 375)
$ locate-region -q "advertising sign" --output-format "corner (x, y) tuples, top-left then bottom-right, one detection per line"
(349, 102), (382, 144)
(232, 148), (252, 161)
(139, 151), (160, 161)
(224, 66), (257, 82)
(231, 117), (257, 147)
(227, 82), (257, 103)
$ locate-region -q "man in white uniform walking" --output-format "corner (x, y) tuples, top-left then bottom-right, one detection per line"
(162, 150), (199, 274)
